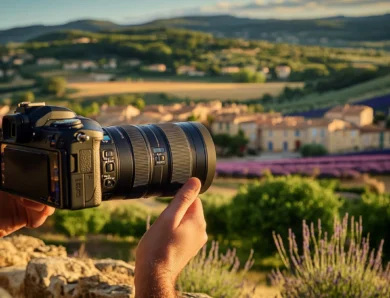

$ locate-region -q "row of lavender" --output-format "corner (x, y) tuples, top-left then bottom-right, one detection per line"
(217, 154), (390, 179)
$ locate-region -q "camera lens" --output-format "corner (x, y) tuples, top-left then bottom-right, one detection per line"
(101, 122), (216, 200)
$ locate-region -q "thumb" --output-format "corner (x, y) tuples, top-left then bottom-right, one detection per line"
(165, 178), (201, 228)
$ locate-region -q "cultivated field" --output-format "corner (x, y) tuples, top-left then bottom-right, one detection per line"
(68, 81), (304, 100)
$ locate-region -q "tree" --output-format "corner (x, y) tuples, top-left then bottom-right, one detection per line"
(300, 144), (328, 157)
(228, 175), (341, 255)
(43, 77), (67, 97)
(135, 98), (145, 110)
(19, 91), (35, 103)
(248, 103), (264, 113)
(187, 113), (200, 121)
(233, 69), (266, 83)
(213, 131), (248, 156)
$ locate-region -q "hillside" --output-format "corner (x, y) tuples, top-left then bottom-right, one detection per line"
(1, 14), (390, 47)
(269, 75), (390, 115)
(0, 20), (121, 44)
(144, 14), (390, 46)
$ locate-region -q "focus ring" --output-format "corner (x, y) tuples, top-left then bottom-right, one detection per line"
(156, 123), (193, 184)
(120, 125), (150, 188)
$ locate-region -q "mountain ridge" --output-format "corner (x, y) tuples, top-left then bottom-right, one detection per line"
(1, 14), (390, 46)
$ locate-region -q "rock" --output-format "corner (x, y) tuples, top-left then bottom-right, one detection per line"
(8, 236), (45, 253)
(0, 236), (209, 298)
(0, 240), (29, 267)
(180, 294), (213, 298)
(24, 257), (102, 298)
(0, 266), (25, 298)
(0, 287), (12, 298)
(0, 236), (67, 268)
(94, 259), (135, 285)
(72, 275), (133, 298)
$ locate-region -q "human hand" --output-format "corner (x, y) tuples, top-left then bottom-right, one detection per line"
(0, 191), (55, 238)
(135, 178), (208, 298)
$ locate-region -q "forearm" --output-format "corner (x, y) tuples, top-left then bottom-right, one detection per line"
(135, 269), (177, 298)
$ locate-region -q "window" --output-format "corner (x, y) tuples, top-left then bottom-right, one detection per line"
(312, 128), (317, 137)
(284, 130), (288, 137)
(219, 122), (222, 130)
(226, 123), (230, 131)
(268, 130), (273, 137)
(268, 141), (273, 152)
(351, 130), (357, 137)
(320, 129), (325, 137)
(251, 133), (256, 141)
(283, 141), (288, 152)
(295, 129), (300, 137)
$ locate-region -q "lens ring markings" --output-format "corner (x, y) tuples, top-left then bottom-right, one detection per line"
(156, 123), (193, 185)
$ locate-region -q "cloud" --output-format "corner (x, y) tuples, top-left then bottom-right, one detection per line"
(194, 0), (390, 19)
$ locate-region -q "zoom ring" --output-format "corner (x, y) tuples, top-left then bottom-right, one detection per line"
(156, 123), (193, 184)
(121, 125), (150, 188)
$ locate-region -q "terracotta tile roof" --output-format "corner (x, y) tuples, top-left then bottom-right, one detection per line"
(326, 104), (371, 116)
(360, 125), (388, 133)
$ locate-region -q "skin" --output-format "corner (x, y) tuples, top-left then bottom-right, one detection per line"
(0, 178), (207, 298)
(135, 178), (208, 298)
(0, 192), (55, 237)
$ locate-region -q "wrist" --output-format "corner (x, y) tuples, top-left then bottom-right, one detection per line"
(135, 265), (177, 298)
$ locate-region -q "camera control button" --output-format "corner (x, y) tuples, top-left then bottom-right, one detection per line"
(104, 179), (115, 188)
(104, 150), (114, 158)
(106, 163), (114, 172)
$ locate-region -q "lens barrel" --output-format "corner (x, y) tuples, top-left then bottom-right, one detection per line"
(101, 122), (216, 200)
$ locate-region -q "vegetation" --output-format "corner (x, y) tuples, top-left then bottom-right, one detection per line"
(54, 208), (110, 237)
(102, 205), (156, 238)
(177, 241), (254, 298)
(233, 69), (266, 83)
(19, 91), (35, 102)
(300, 143), (328, 157)
(227, 175), (341, 255)
(344, 192), (390, 257)
(213, 131), (249, 156)
(43, 76), (67, 97)
(271, 214), (390, 297)
(53, 204), (155, 238)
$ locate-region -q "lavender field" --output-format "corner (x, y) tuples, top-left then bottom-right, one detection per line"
(217, 154), (390, 179)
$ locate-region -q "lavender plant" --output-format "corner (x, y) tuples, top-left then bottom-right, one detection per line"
(177, 241), (255, 298)
(271, 214), (390, 297)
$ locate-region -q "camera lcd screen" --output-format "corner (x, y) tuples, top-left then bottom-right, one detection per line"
(3, 147), (50, 199)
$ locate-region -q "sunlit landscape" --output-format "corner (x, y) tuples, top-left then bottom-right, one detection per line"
(1, 0), (390, 297)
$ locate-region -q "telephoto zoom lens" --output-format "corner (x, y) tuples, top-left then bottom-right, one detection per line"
(100, 122), (216, 200)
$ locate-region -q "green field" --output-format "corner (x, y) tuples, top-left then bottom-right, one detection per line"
(265, 75), (390, 113)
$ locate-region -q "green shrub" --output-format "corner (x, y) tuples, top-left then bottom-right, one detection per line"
(271, 214), (390, 297)
(228, 175), (341, 255)
(233, 69), (266, 83)
(102, 205), (155, 238)
(343, 192), (390, 258)
(300, 143), (328, 157)
(177, 242), (254, 298)
(54, 208), (110, 237)
(43, 76), (67, 97)
(201, 193), (233, 237)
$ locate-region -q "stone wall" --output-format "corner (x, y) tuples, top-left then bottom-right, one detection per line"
(0, 235), (211, 298)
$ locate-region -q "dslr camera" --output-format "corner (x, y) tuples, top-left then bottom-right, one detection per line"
(0, 102), (216, 210)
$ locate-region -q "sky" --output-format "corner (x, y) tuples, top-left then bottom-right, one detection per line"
(1, 0), (390, 30)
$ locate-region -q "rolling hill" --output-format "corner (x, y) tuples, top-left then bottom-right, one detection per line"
(1, 14), (390, 47)
(0, 20), (121, 44)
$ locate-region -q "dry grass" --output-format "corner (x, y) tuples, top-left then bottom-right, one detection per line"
(68, 81), (303, 100)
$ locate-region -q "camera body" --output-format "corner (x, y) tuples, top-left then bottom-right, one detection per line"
(0, 102), (216, 210)
(1, 102), (105, 209)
